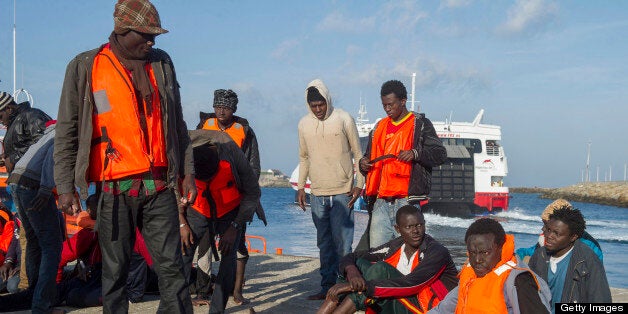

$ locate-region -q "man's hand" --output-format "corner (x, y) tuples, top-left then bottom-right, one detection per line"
(347, 187), (362, 209)
(326, 282), (353, 302)
(397, 150), (415, 162)
(58, 193), (81, 215)
(0, 262), (13, 281)
(180, 174), (197, 206)
(297, 189), (307, 211)
(219, 224), (238, 256)
(345, 265), (366, 292)
(359, 157), (372, 172)
(179, 214), (194, 255)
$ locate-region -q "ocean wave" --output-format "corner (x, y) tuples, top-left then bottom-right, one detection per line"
(494, 208), (542, 222)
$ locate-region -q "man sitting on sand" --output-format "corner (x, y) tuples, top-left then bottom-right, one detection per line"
(430, 218), (551, 313)
(317, 205), (458, 314)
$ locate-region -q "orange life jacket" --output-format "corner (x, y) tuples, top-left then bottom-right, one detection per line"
(202, 118), (246, 148)
(455, 235), (517, 314)
(379, 247), (441, 314)
(0, 221), (15, 265)
(365, 115), (415, 198)
(190, 160), (242, 218)
(88, 46), (167, 182)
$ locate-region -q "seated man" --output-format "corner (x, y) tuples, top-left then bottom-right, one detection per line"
(0, 205), (20, 294)
(529, 206), (611, 308)
(317, 205), (458, 314)
(516, 199), (603, 262)
(179, 129), (261, 313)
(0, 193), (158, 310)
(431, 218), (551, 314)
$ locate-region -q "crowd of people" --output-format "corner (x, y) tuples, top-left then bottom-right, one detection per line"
(0, 0), (613, 313)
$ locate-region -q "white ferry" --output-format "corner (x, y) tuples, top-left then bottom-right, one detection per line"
(289, 74), (509, 216)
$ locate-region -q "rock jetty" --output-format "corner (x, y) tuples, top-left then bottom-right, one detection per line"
(258, 169), (291, 188)
(511, 182), (628, 208)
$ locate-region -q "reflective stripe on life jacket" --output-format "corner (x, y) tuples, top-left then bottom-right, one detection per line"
(455, 235), (518, 314)
(365, 115), (415, 198)
(191, 160), (242, 218)
(88, 46), (167, 182)
(202, 118), (246, 148)
(381, 247), (442, 313)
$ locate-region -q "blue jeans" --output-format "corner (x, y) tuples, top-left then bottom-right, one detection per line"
(310, 193), (354, 292)
(14, 185), (63, 314)
(0, 271), (20, 293)
(369, 198), (419, 248)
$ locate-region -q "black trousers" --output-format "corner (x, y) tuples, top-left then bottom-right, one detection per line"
(97, 189), (192, 314)
(182, 209), (243, 314)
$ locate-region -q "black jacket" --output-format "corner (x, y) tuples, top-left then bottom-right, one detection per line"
(529, 240), (612, 303)
(197, 112), (260, 179)
(3, 102), (51, 172)
(339, 234), (458, 298)
(361, 112), (446, 204)
(188, 129), (265, 225)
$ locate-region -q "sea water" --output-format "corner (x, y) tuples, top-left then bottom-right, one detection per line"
(247, 188), (628, 288)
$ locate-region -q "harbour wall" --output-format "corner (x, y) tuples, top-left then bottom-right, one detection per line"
(511, 182), (628, 208)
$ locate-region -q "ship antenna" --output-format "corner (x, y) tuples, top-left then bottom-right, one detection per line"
(357, 93), (368, 125)
(410, 72), (417, 112)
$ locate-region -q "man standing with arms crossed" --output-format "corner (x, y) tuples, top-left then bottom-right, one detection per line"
(54, 1), (196, 312)
(297, 79), (364, 300)
(359, 80), (446, 249)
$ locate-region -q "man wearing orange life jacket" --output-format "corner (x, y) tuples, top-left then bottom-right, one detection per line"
(196, 89), (265, 305)
(54, 1), (196, 312)
(317, 205), (458, 314)
(430, 218), (551, 314)
(179, 129), (261, 314)
(359, 80), (446, 249)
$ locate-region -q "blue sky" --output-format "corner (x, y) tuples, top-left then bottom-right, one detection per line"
(0, 0), (627, 187)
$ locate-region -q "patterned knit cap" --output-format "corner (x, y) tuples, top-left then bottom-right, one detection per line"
(113, 0), (168, 35)
(213, 89), (238, 112)
(0, 91), (14, 111)
(541, 198), (573, 221)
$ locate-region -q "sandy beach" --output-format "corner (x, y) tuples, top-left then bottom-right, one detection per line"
(4, 253), (626, 314)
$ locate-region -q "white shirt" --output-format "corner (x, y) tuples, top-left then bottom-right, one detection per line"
(549, 246), (574, 273)
(396, 244), (418, 275)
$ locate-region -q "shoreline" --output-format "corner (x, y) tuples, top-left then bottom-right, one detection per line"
(510, 182), (628, 208)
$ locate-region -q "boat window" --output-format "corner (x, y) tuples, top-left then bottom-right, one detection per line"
(486, 140), (500, 156)
(440, 138), (481, 154)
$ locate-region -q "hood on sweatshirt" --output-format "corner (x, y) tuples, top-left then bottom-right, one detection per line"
(305, 79), (333, 121)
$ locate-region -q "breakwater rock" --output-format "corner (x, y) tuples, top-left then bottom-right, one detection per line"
(259, 174), (291, 188)
(513, 182), (628, 208)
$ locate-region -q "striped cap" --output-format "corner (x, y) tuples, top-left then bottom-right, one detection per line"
(0, 91), (14, 111)
(113, 0), (168, 35)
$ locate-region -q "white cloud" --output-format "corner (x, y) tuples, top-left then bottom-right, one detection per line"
(316, 11), (376, 33)
(317, 1), (427, 34)
(378, 1), (428, 33)
(340, 57), (490, 94)
(270, 38), (302, 60)
(499, 0), (558, 35)
(440, 0), (472, 9)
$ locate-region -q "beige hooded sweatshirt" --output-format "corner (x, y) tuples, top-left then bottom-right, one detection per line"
(297, 79), (365, 196)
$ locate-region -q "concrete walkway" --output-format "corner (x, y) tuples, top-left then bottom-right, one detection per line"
(6, 253), (628, 313)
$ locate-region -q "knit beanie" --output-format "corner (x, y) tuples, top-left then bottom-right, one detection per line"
(0, 91), (14, 111)
(213, 89), (238, 112)
(541, 199), (573, 221)
(306, 86), (326, 103)
(113, 0), (168, 35)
